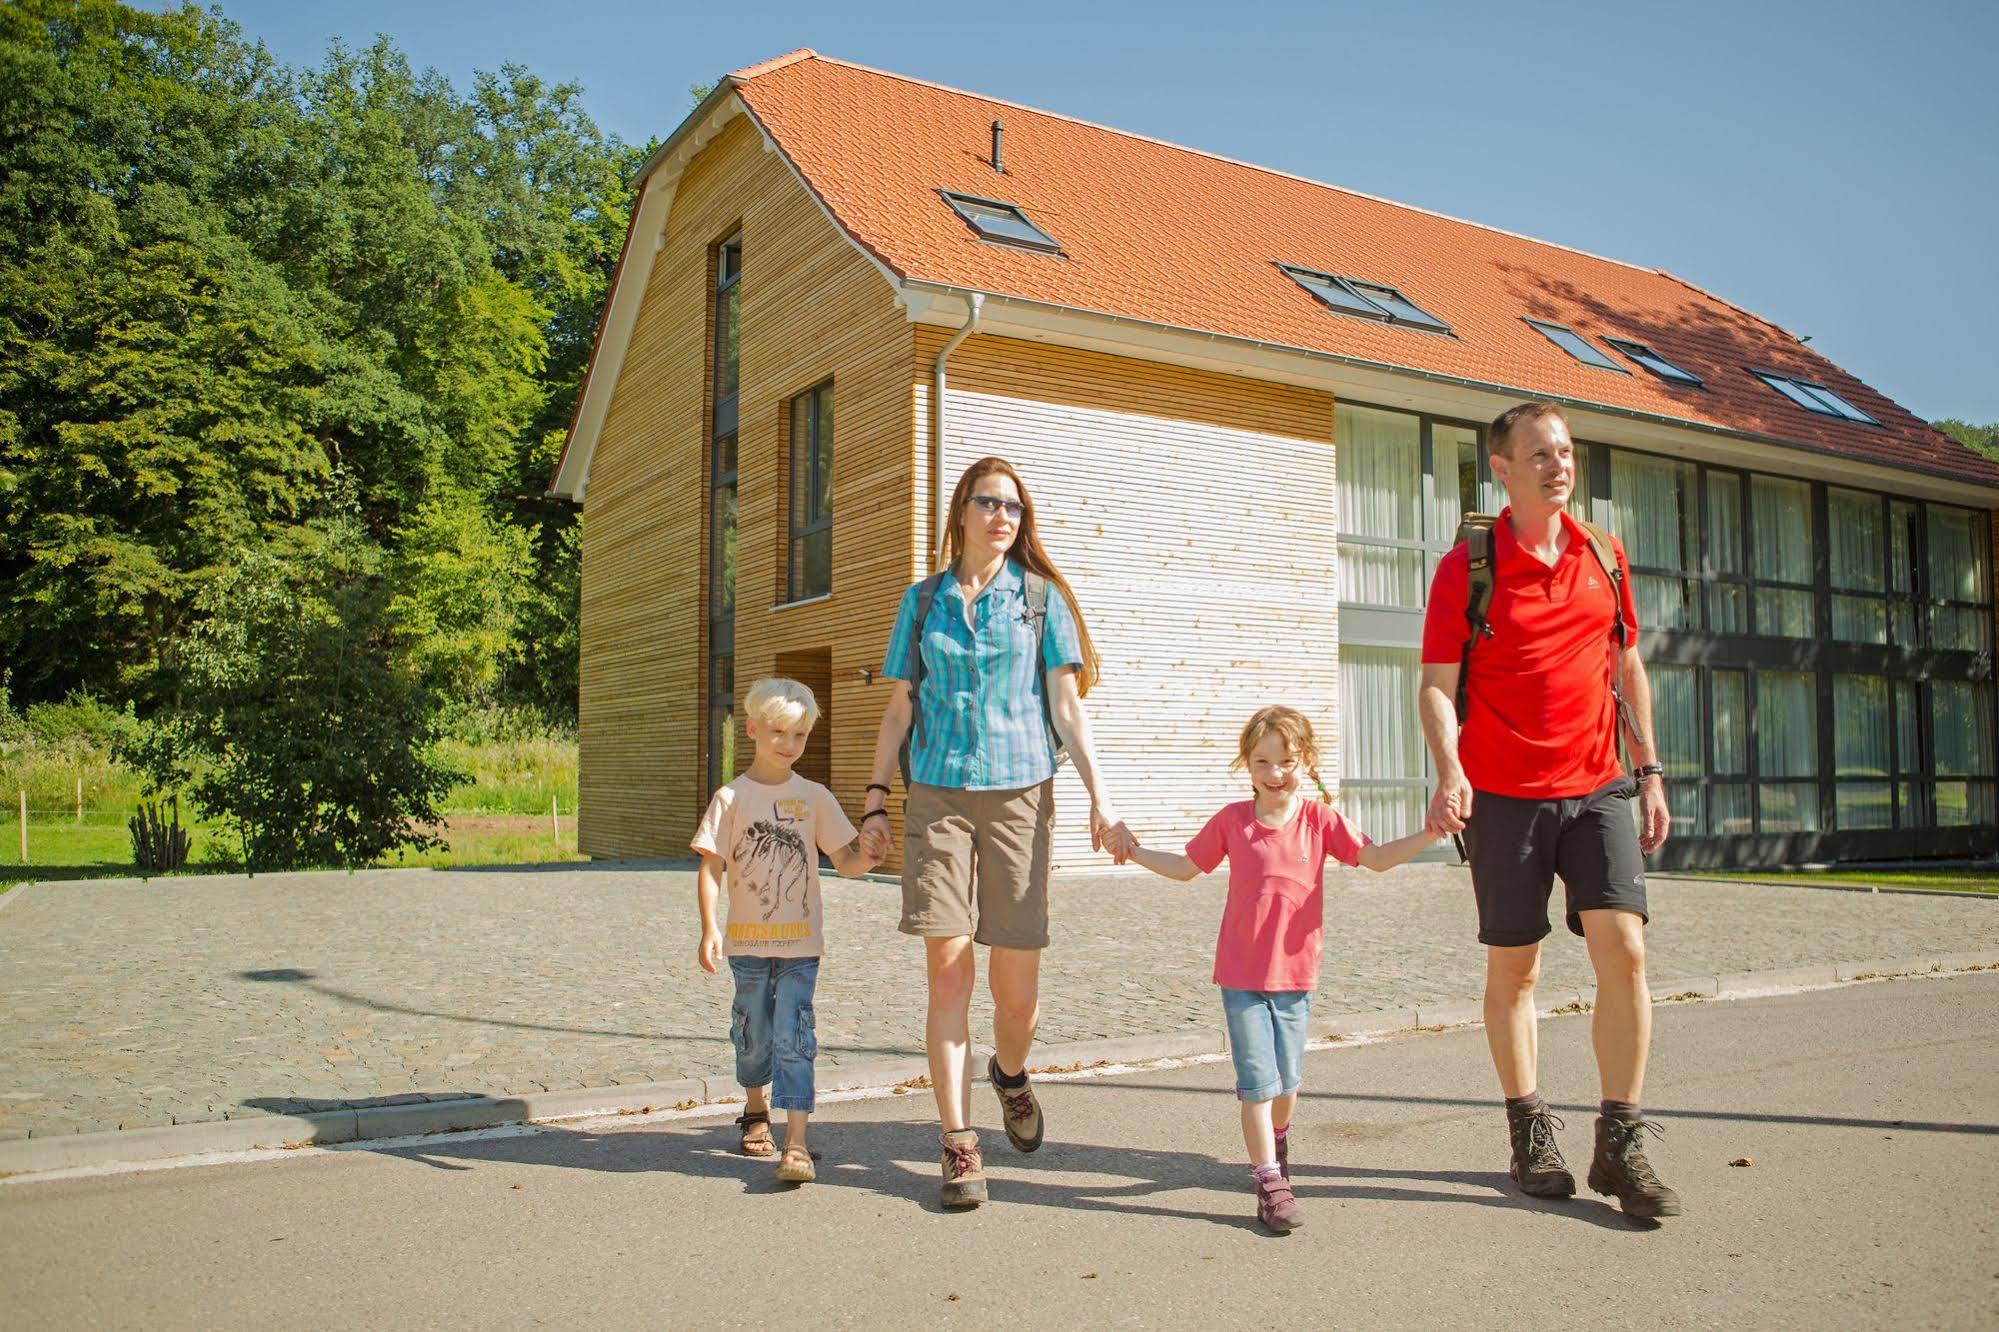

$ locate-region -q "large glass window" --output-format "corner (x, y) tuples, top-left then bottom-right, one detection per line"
(1611, 452), (1699, 631)
(1706, 470), (1749, 633)
(1337, 405), (1426, 608)
(1896, 680), (1928, 829)
(1649, 663), (1702, 836)
(1933, 680), (1996, 827)
(1828, 489), (1887, 644)
(706, 233), (742, 793)
(1889, 500), (1919, 647)
(1926, 506), (1991, 651)
(1751, 475), (1815, 638)
(786, 382), (834, 603)
(1711, 669), (1752, 834)
(1339, 646), (1426, 836)
(1757, 671), (1819, 831)
(1834, 675), (1891, 829)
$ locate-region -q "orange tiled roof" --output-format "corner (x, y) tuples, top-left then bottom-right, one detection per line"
(725, 51), (1994, 486)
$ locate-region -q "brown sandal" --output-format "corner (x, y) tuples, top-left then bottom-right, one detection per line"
(775, 1145), (816, 1183)
(736, 1110), (775, 1156)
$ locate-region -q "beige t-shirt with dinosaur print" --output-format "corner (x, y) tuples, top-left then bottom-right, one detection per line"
(691, 773), (858, 958)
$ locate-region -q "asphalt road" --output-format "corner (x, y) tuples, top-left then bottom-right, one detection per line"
(3, 973), (1995, 1329)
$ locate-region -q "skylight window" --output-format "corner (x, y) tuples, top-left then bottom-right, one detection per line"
(1753, 372), (1878, 424)
(1280, 265), (1450, 332)
(1524, 319), (1624, 372)
(1605, 337), (1702, 386)
(941, 192), (1061, 253)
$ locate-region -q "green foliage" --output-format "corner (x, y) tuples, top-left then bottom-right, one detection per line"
(1935, 419), (1999, 460)
(130, 508), (457, 871)
(0, 1), (637, 729)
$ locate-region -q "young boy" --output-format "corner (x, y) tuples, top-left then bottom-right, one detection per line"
(691, 678), (879, 1184)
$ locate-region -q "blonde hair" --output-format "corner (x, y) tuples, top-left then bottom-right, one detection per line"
(1232, 705), (1333, 804)
(743, 678), (820, 732)
(941, 457), (1102, 695)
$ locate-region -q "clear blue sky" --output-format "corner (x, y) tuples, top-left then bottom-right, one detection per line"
(206, 0), (1999, 424)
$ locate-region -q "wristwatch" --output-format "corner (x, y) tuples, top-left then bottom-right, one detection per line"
(1633, 763), (1665, 782)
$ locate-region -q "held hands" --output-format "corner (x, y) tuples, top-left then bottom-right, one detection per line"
(858, 814), (892, 864)
(697, 927), (723, 974)
(1092, 804), (1138, 864)
(1426, 770), (1473, 839)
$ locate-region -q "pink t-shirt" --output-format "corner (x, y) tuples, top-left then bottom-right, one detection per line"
(1185, 799), (1371, 991)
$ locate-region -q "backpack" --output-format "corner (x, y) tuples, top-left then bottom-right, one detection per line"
(1452, 512), (1636, 739)
(898, 565), (1068, 788)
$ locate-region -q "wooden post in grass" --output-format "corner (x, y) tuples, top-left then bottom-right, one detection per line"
(18, 789), (24, 864)
(76, 777), (82, 823)
(551, 796), (560, 852)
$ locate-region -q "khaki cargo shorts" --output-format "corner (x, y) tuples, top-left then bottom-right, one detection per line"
(899, 779), (1054, 950)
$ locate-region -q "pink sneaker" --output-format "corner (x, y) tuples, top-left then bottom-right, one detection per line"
(1255, 1168), (1303, 1232)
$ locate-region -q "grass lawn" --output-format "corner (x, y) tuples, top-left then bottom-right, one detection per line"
(1, 814), (586, 892)
(1681, 866), (1999, 896)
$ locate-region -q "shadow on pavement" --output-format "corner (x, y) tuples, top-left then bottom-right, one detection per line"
(233, 967), (918, 1058)
(1050, 1081), (1999, 1137)
(351, 1112), (1644, 1232)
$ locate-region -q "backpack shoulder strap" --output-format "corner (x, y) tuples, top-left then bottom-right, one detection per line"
(1575, 520), (1628, 647)
(898, 570), (952, 787)
(1453, 514), (1500, 722)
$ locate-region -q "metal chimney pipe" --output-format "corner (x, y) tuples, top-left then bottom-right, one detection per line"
(991, 120), (1004, 173)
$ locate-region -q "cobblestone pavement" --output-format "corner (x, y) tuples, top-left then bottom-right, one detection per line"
(1, 863), (1992, 1138)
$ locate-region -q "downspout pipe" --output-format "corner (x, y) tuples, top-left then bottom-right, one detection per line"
(930, 292), (984, 565)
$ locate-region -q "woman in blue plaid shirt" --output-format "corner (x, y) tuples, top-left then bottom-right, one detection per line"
(860, 456), (1133, 1209)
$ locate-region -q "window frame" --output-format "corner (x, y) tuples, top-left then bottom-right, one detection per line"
(1751, 370), (1880, 425)
(1280, 263), (1452, 334)
(706, 230), (744, 795)
(939, 190), (1063, 254)
(1522, 319), (1628, 372)
(785, 380), (835, 605)
(1604, 336), (1703, 386)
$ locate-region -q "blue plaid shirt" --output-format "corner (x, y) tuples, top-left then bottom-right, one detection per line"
(882, 560), (1085, 791)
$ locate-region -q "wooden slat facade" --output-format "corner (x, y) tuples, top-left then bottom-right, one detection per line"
(579, 114), (918, 858)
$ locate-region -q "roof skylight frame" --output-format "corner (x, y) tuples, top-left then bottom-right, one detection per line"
(1604, 336), (1703, 386)
(1523, 319), (1627, 373)
(1278, 263), (1452, 334)
(939, 190), (1064, 255)
(1752, 371), (1879, 425)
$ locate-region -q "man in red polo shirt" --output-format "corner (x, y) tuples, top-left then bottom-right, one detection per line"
(1419, 401), (1681, 1220)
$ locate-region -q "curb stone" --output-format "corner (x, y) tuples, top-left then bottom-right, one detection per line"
(4, 951), (1997, 1180)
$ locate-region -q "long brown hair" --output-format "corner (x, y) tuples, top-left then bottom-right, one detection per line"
(941, 457), (1102, 695)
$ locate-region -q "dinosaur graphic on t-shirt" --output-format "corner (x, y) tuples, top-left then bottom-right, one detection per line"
(735, 817), (810, 920)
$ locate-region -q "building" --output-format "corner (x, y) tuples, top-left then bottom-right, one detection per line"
(549, 49), (1998, 871)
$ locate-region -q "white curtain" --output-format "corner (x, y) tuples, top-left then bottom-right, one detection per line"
(1339, 646), (1425, 838)
(1649, 664), (1701, 777)
(1757, 671), (1817, 778)
(1751, 475), (1812, 584)
(1827, 489), (1883, 592)
(1610, 452), (1697, 572)
(1712, 670), (1748, 774)
(1933, 681), (1993, 776)
(1707, 473), (1744, 574)
(1337, 405), (1422, 607)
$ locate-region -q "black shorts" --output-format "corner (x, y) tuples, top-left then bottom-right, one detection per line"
(1463, 777), (1648, 947)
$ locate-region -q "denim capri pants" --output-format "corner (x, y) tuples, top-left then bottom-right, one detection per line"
(1221, 988), (1312, 1103)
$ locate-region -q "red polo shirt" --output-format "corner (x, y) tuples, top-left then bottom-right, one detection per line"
(1421, 509), (1639, 800)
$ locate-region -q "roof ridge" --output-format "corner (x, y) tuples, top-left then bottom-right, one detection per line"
(740, 50), (1665, 281)
(727, 48), (816, 82)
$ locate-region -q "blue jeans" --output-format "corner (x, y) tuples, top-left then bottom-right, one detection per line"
(728, 956), (820, 1112)
(1221, 988), (1312, 1103)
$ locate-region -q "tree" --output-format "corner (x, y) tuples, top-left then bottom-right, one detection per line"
(1935, 419), (1999, 461)
(130, 501), (455, 871)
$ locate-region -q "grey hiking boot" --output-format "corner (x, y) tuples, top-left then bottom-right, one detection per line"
(939, 1129), (987, 1209)
(988, 1056), (1044, 1153)
(1588, 1115), (1683, 1219)
(1507, 1104), (1577, 1198)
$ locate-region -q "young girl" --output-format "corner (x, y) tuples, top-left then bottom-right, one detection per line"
(1126, 705), (1439, 1232)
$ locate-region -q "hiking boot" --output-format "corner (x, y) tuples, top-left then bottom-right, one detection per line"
(1507, 1104), (1577, 1198)
(939, 1129), (988, 1209)
(1254, 1169), (1303, 1232)
(1588, 1115), (1683, 1219)
(988, 1056), (1044, 1153)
